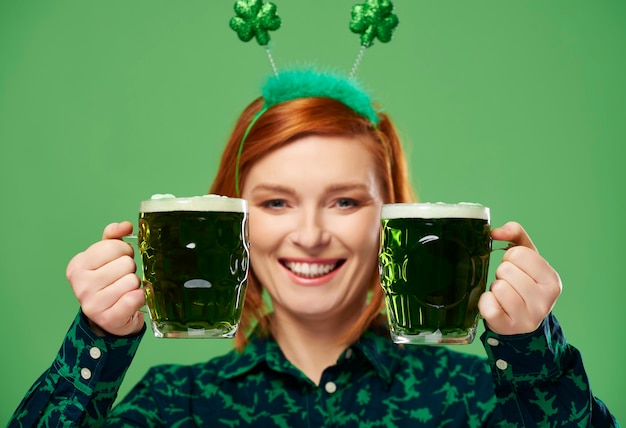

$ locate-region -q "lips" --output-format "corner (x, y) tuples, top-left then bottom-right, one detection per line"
(280, 259), (345, 279)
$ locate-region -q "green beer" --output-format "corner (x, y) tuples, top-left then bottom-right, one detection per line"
(379, 203), (491, 344)
(138, 195), (249, 338)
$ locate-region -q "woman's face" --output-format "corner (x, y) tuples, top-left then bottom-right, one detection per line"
(241, 135), (385, 323)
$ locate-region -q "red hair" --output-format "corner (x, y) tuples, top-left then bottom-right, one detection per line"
(209, 96), (416, 351)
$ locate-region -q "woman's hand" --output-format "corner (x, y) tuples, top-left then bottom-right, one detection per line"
(478, 221), (562, 335)
(66, 221), (145, 337)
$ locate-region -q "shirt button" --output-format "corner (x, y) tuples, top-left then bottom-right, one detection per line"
(324, 381), (337, 394)
(495, 359), (508, 371)
(89, 347), (102, 360)
(486, 337), (499, 347)
(80, 367), (92, 380)
(345, 348), (353, 359)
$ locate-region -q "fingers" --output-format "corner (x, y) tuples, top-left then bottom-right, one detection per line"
(67, 221), (145, 336)
(87, 253), (137, 293)
(478, 274), (537, 335)
(503, 245), (562, 295)
(478, 291), (509, 328)
(80, 271), (141, 315)
(480, 225), (563, 335)
(102, 221), (134, 240)
(88, 288), (146, 337)
(69, 240), (134, 279)
(479, 259), (552, 334)
(491, 221), (538, 253)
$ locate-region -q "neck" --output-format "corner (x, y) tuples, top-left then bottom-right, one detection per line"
(270, 308), (363, 385)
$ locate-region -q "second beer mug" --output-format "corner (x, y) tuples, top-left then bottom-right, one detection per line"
(136, 194), (250, 339)
(379, 203), (492, 344)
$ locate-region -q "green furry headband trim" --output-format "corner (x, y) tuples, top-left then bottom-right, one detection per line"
(234, 68), (379, 196)
(262, 69), (379, 125)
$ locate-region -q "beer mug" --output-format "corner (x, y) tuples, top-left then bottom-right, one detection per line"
(379, 203), (492, 344)
(130, 194), (249, 338)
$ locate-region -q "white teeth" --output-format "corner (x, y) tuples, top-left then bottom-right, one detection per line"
(285, 262), (338, 278)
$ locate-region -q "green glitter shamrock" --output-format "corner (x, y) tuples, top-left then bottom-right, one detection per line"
(230, 0), (281, 46)
(349, 0), (399, 47)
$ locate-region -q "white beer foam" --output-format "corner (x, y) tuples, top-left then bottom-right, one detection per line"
(382, 202), (489, 220)
(141, 194), (247, 213)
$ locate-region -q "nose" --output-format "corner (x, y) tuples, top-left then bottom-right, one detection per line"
(289, 207), (331, 250)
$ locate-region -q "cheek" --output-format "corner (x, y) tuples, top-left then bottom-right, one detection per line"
(337, 213), (381, 257)
(248, 214), (278, 283)
(248, 217), (265, 249)
(248, 209), (274, 247)
(248, 210), (290, 258)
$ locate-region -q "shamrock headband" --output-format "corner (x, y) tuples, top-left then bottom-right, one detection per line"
(230, 0), (400, 195)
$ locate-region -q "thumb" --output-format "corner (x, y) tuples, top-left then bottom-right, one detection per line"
(491, 221), (538, 252)
(102, 221), (134, 240)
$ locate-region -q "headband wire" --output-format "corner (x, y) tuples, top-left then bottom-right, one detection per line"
(235, 105), (268, 196)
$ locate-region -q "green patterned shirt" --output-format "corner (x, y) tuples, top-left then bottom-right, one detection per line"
(9, 312), (619, 427)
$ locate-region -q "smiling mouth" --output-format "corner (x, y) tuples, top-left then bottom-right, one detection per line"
(281, 260), (345, 279)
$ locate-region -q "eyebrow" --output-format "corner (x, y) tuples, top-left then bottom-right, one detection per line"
(249, 182), (371, 195)
(325, 183), (371, 193)
(249, 184), (297, 195)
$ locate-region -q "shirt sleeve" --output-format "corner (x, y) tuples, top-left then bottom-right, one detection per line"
(8, 310), (145, 427)
(481, 313), (620, 427)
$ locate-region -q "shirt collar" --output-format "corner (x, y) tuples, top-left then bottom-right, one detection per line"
(217, 333), (300, 380)
(217, 326), (403, 387)
(350, 325), (403, 386)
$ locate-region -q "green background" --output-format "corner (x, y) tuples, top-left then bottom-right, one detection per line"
(1, 0), (624, 424)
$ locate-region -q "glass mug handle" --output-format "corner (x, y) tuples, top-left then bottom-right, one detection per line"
(493, 241), (517, 252)
(122, 234), (138, 245)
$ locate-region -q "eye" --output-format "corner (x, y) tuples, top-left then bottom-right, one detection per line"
(335, 198), (359, 209)
(261, 199), (287, 209)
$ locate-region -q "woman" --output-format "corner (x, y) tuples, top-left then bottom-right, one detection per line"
(9, 70), (618, 427)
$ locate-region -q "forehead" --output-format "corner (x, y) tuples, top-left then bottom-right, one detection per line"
(243, 135), (382, 193)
